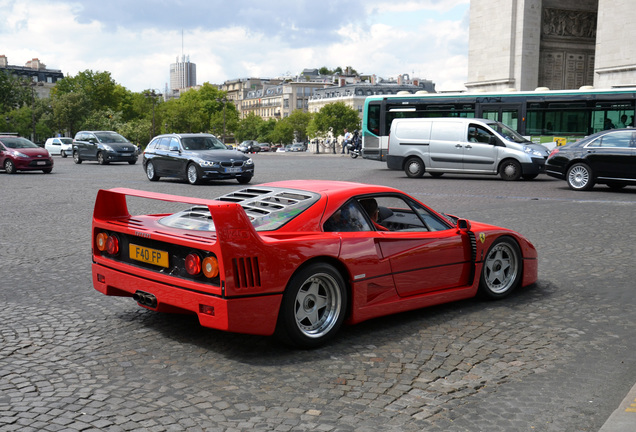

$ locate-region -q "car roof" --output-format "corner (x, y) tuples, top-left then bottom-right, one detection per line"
(258, 180), (401, 199)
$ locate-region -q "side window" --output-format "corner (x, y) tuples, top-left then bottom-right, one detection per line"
(157, 137), (170, 150)
(169, 137), (180, 151)
(468, 125), (493, 144)
(595, 131), (634, 148)
(323, 201), (372, 232)
(368, 195), (451, 232)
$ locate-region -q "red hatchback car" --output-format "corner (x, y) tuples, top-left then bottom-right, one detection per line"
(91, 180), (538, 347)
(0, 135), (54, 174)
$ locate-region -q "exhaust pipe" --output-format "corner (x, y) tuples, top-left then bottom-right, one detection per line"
(133, 291), (157, 309)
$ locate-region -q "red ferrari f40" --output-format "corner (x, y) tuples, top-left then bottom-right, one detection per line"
(92, 180), (538, 347)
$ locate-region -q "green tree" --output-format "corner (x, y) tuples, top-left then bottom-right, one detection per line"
(234, 113), (265, 143)
(286, 109), (313, 142)
(307, 102), (360, 139)
(271, 119), (294, 144)
(49, 90), (90, 136)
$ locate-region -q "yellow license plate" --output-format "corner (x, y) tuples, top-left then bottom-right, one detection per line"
(129, 244), (169, 268)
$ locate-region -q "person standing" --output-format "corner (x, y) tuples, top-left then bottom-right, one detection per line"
(342, 128), (352, 154)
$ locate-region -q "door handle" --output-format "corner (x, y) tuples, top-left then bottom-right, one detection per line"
(455, 144), (463, 148)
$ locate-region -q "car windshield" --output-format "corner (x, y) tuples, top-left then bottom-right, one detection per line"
(94, 132), (129, 143)
(182, 136), (227, 151)
(0, 137), (39, 149)
(487, 122), (530, 143)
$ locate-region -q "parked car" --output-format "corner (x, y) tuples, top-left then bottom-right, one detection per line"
(91, 180), (537, 348)
(44, 137), (74, 157)
(0, 134), (53, 174)
(237, 140), (260, 153)
(546, 128), (636, 191)
(258, 143), (271, 152)
(289, 143), (306, 152)
(387, 118), (550, 180)
(142, 133), (254, 185)
(72, 131), (138, 165)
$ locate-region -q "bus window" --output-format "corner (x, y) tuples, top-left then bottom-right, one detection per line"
(366, 103), (381, 136)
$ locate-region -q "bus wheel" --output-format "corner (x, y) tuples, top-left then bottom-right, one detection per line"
(499, 159), (522, 181)
(404, 157), (425, 178)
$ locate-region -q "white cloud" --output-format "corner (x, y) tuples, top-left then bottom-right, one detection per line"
(0, 0), (470, 92)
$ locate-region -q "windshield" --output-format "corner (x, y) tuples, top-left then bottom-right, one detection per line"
(0, 137), (39, 149)
(182, 136), (227, 151)
(95, 132), (129, 143)
(487, 121), (530, 143)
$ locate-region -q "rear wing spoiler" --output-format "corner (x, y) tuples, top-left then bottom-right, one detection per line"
(93, 187), (264, 250)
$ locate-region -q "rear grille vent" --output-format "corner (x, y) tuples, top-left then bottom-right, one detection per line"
(232, 257), (261, 288)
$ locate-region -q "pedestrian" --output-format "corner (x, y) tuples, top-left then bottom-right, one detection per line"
(342, 129), (352, 154)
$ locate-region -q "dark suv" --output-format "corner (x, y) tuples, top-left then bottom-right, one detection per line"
(72, 131), (138, 165)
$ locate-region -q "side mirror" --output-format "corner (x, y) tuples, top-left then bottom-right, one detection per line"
(457, 219), (471, 231)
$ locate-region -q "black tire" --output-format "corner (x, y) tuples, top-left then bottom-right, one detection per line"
(404, 157), (425, 178)
(42, 168), (52, 174)
(128, 159), (137, 165)
(4, 159), (16, 174)
(479, 237), (522, 299)
(73, 150), (82, 164)
(566, 162), (594, 191)
(236, 175), (252, 184)
(522, 173), (538, 180)
(429, 172), (444, 178)
(186, 162), (202, 185)
(61, 151), (67, 158)
(145, 161), (160, 181)
(499, 159), (522, 181)
(275, 262), (348, 348)
(97, 152), (108, 165)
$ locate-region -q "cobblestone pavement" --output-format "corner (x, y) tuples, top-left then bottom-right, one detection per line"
(1, 154), (635, 431)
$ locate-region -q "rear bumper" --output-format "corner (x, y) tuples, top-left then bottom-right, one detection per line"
(92, 262), (281, 336)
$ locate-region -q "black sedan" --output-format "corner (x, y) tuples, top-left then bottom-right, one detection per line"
(142, 133), (254, 185)
(545, 128), (636, 191)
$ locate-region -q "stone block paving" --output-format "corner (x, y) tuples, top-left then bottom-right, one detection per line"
(1, 156), (636, 431)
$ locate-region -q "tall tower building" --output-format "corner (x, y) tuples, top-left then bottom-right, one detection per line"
(170, 55), (196, 90)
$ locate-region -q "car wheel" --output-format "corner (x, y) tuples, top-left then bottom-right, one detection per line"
(236, 175), (252, 184)
(42, 168), (52, 174)
(522, 173), (538, 180)
(128, 159), (137, 165)
(404, 157), (425, 178)
(73, 150), (82, 164)
(145, 162), (160, 181)
(97, 152), (109, 165)
(61, 150), (67, 158)
(566, 163), (594, 191)
(4, 159), (16, 174)
(186, 163), (202, 185)
(429, 172), (444, 178)
(276, 262), (348, 348)
(479, 237), (522, 299)
(499, 159), (522, 181)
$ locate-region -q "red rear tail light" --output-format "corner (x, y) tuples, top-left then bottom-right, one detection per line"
(185, 253), (201, 275)
(105, 234), (119, 255)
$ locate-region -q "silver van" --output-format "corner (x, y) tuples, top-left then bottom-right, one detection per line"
(386, 118), (550, 180)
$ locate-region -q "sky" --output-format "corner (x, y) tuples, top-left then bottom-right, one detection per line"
(0, 0), (471, 94)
